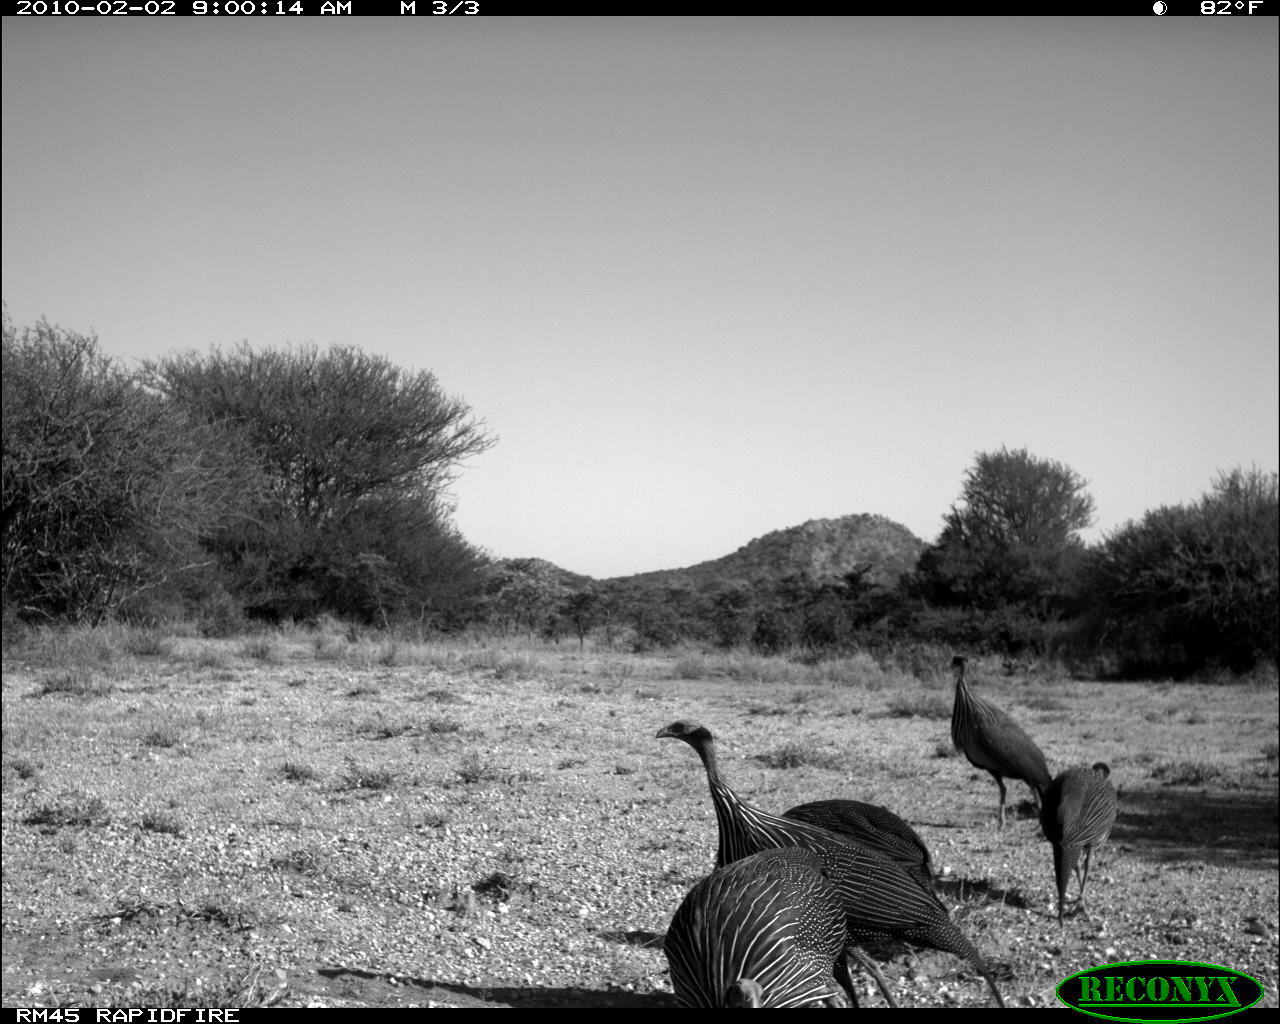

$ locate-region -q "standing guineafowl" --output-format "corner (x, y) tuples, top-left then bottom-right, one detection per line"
(657, 719), (1005, 1007)
(665, 846), (857, 1008)
(1040, 762), (1118, 925)
(950, 655), (1051, 827)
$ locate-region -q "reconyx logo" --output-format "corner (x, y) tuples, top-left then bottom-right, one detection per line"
(1058, 960), (1264, 1022)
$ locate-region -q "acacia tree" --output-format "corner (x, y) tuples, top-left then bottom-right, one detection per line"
(144, 342), (494, 623)
(484, 558), (573, 638)
(912, 447), (1095, 623)
(2, 314), (256, 623)
(558, 586), (601, 649)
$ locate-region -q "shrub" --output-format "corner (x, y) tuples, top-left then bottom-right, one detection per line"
(1083, 468), (1279, 676)
(3, 315), (256, 626)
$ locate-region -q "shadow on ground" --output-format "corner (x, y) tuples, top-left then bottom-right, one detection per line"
(307, 966), (677, 1008)
(598, 928), (664, 949)
(936, 874), (1032, 910)
(1116, 786), (1279, 870)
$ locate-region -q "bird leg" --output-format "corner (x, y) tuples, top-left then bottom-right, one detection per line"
(832, 951), (860, 1009)
(1077, 846), (1094, 903)
(992, 774), (1008, 829)
(846, 945), (899, 1008)
(979, 964), (1006, 1008)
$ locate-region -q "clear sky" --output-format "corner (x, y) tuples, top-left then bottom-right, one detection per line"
(3, 17), (1276, 579)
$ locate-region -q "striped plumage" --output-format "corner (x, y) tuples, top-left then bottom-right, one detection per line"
(664, 847), (855, 1008)
(657, 720), (1005, 1007)
(784, 798), (936, 894)
(950, 655), (1052, 828)
(1040, 762), (1118, 925)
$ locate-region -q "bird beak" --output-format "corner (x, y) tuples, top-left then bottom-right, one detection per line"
(655, 725), (675, 739)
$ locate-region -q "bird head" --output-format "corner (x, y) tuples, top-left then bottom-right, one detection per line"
(1091, 762), (1111, 778)
(724, 978), (765, 1008)
(950, 655), (967, 679)
(655, 720), (713, 746)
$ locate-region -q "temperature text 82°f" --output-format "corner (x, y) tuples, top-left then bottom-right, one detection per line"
(1201, 1), (1265, 11)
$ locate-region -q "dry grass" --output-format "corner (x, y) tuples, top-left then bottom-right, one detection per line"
(37, 669), (112, 699)
(2, 631), (1276, 1009)
(753, 741), (845, 771)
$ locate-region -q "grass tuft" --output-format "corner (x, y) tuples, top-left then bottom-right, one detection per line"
(5, 757), (40, 782)
(140, 810), (184, 836)
(141, 726), (182, 749)
(180, 896), (272, 932)
(471, 869), (533, 903)
(38, 669), (112, 698)
(1152, 760), (1226, 787)
(193, 648), (231, 669)
(269, 847), (327, 874)
(754, 741), (844, 771)
(418, 687), (467, 704)
(339, 757), (396, 791)
(91, 965), (288, 1009)
(26, 790), (111, 827)
(239, 637), (280, 663)
(884, 693), (951, 720)
(281, 761), (321, 782)
(456, 752), (499, 785)
(354, 715), (413, 740)
(125, 631), (175, 658)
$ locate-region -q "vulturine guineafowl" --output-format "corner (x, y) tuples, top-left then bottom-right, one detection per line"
(784, 798), (936, 894)
(657, 719), (1005, 1007)
(950, 655), (1051, 827)
(665, 846), (857, 1008)
(1040, 762), (1118, 925)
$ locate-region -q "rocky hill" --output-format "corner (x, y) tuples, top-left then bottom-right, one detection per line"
(611, 514), (926, 590)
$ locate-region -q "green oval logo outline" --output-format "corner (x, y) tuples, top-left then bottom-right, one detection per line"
(1057, 959), (1265, 1023)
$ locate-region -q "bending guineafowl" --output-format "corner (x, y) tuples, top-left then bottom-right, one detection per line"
(665, 846), (857, 1007)
(1040, 762), (1118, 925)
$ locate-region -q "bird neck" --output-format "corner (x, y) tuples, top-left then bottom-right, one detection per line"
(692, 737), (763, 867)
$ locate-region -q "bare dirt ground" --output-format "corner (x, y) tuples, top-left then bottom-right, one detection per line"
(3, 635), (1276, 1009)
